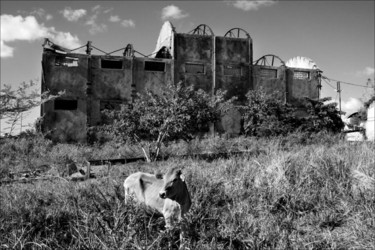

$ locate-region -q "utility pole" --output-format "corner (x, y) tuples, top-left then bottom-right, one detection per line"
(0, 82), (2, 137)
(337, 81), (342, 114)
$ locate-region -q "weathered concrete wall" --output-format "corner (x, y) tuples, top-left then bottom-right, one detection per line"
(42, 99), (87, 143)
(252, 65), (320, 106)
(253, 65), (287, 101)
(42, 51), (88, 97)
(41, 51), (88, 142)
(215, 37), (250, 63)
(286, 68), (320, 106)
(89, 56), (133, 125)
(133, 57), (173, 96)
(89, 56), (172, 125)
(215, 36), (252, 103)
(173, 33), (253, 136)
(174, 34), (213, 93)
(91, 56), (132, 101)
(42, 50), (174, 138)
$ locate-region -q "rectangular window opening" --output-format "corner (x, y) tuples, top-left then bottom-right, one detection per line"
(144, 61), (165, 72)
(185, 63), (205, 74)
(54, 99), (78, 110)
(260, 68), (277, 79)
(55, 56), (79, 67)
(293, 71), (310, 80)
(101, 59), (123, 69)
(224, 65), (242, 76)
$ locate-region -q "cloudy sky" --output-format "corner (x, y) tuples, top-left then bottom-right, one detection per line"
(1, 0), (374, 134)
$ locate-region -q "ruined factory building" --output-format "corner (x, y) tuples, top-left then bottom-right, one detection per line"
(41, 21), (322, 143)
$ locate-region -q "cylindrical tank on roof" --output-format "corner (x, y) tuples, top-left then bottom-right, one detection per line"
(285, 56), (319, 70)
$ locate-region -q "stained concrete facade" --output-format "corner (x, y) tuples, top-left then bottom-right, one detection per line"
(41, 23), (321, 142)
(252, 65), (321, 106)
(41, 50), (173, 142)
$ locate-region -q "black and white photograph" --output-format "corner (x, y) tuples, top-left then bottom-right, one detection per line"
(1, 0), (374, 249)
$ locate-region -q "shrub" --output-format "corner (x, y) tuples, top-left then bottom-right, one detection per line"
(298, 97), (344, 133)
(241, 89), (345, 137)
(0, 134), (53, 173)
(241, 89), (299, 137)
(100, 81), (233, 161)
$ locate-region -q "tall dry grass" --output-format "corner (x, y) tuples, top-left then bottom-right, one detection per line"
(0, 133), (374, 249)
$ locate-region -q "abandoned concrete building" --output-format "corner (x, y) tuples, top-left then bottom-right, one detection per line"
(41, 21), (322, 142)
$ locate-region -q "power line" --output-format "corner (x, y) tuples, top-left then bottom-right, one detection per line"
(322, 78), (337, 90)
(322, 75), (373, 89)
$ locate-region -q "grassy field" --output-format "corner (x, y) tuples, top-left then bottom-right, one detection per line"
(0, 134), (374, 249)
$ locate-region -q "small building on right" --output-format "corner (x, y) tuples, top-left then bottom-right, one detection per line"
(344, 100), (375, 142)
(365, 101), (374, 141)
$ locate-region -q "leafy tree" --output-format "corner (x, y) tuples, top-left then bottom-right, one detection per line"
(241, 89), (345, 137)
(0, 80), (63, 136)
(100, 82), (233, 161)
(364, 94), (375, 109)
(241, 89), (298, 137)
(299, 97), (344, 133)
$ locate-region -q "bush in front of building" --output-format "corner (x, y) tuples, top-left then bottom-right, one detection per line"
(298, 97), (344, 134)
(241, 89), (345, 137)
(241, 89), (298, 137)
(99, 81), (234, 161)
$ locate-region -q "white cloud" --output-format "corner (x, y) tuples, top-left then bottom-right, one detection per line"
(30, 8), (53, 20)
(161, 5), (189, 20)
(1, 14), (81, 57)
(18, 8), (53, 21)
(109, 15), (135, 28)
(92, 5), (101, 13)
(1, 40), (14, 58)
(49, 28), (81, 49)
(85, 5), (107, 34)
(1, 15), (49, 42)
(121, 19), (135, 28)
(61, 7), (87, 22)
(342, 97), (363, 115)
(230, 0), (277, 11)
(109, 15), (120, 22)
(356, 67), (375, 77)
(103, 7), (114, 14)
(86, 16), (107, 34)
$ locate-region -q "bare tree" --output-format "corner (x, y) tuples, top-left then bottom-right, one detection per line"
(0, 80), (63, 136)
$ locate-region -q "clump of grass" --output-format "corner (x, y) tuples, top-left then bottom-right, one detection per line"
(1, 134), (374, 249)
